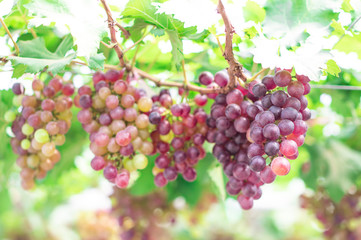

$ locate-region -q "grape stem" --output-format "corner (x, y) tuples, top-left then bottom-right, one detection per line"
(0, 17), (20, 55)
(247, 68), (269, 83)
(100, 0), (127, 68)
(115, 22), (130, 39)
(217, 0), (248, 86)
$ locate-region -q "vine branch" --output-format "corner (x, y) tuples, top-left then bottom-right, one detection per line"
(115, 22), (130, 39)
(0, 17), (20, 55)
(100, 0), (126, 68)
(217, 0), (248, 87)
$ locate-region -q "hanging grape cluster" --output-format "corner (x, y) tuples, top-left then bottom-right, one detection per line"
(300, 188), (361, 240)
(75, 70), (154, 189)
(148, 89), (209, 187)
(5, 77), (74, 189)
(204, 69), (311, 209)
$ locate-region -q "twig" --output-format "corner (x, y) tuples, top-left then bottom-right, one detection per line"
(181, 60), (189, 86)
(215, 35), (224, 54)
(115, 22), (130, 39)
(133, 67), (226, 94)
(123, 28), (153, 54)
(247, 68), (269, 82)
(100, 0), (126, 68)
(335, 15), (361, 46)
(217, 0), (248, 88)
(131, 45), (140, 69)
(310, 84), (361, 91)
(0, 17), (20, 55)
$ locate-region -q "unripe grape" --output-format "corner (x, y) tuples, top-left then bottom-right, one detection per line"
(4, 111), (16, 122)
(22, 123), (34, 136)
(133, 154), (148, 170)
(20, 139), (31, 150)
(138, 97), (153, 112)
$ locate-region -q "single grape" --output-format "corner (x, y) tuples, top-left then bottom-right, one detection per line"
(214, 70), (229, 87)
(280, 139), (298, 157)
(274, 70), (292, 87)
(287, 81), (304, 98)
(271, 157), (290, 176)
(237, 195), (253, 210)
(133, 154), (148, 170)
(154, 172), (168, 187)
(199, 71), (213, 85)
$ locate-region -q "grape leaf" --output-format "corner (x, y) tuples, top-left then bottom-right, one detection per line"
(301, 140), (361, 202)
(323, 59), (341, 77)
(208, 165), (226, 200)
(128, 19), (149, 42)
(8, 36), (75, 75)
(25, 0), (106, 58)
(150, 28), (165, 37)
(243, 0), (266, 23)
(11, 64), (27, 78)
(341, 0), (353, 12)
(334, 33), (361, 59)
(88, 53), (105, 71)
(122, 0), (198, 67)
(330, 20), (345, 36)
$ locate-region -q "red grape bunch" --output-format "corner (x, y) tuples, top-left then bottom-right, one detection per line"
(75, 70), (154, 189)
(205, 69), (311, 210)
(5, 77), (74, 189)
(148, 89), (209, 187)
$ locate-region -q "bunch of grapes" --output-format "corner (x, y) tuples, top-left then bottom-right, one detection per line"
(5, 77), (74, 189)
(111, 190), (175, 240)
(75, 70), (154, 189)
(76, 210), (121, 240)
(148, 89), (209, 187)
(300, 188), (361, 240)
(204, 69), (311, 210)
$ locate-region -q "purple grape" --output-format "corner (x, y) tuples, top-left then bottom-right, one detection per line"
(263, 123), (280, 140)
(199, 71), (214, 86)
(264, 141), (280, 156)
(214, 70), (229, 87)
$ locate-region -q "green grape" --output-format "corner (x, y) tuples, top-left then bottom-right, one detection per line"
(124, 160), (136, 172)
(27, 155), (40, 168)
(20, 139), (31, 150)
(12, 95), (23, 107)
(34, 129), (49, 143)
(4, 110), (16, 122)
(22, 123), (34, 136)
(133, 154), (148, 170)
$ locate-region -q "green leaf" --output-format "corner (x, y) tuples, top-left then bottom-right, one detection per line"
(244, 26), (258, 39)
(208, 165), (226, 200)
(128, 19), (149, 42)
(129, 155), (157, 196)
(243, 0), (266, 23)
(8, 37), (76, 74)
(150, 28), (165, 37)
(166, 30), (183, 68)
(122, 0), (199, 66)
(323, 59), (341, 77)
(301, 140), (361, 202)
(11, 64), (27, 78)
(54, 34), (73, 56)
(186, 30), (210, 42)
(88, 53), (105, 71)
(341, 0), (353, 12)
(330, 20), (345, 36)
(334, 33), (361, 59)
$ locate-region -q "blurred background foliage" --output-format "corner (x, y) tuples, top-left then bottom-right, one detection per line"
(0, 0), (361, 239)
